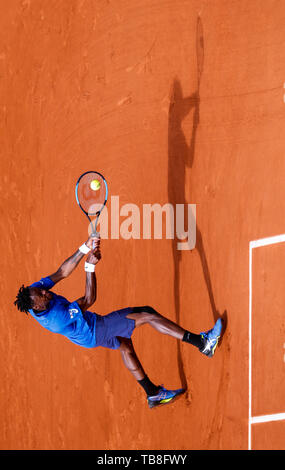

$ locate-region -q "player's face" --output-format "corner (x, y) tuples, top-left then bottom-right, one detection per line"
(29, 287), (53, 312)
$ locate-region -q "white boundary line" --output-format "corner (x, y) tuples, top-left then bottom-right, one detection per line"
(250, 233), (285, 249)
(248, 234), (285, 450)
(248, 243), (253, 450)
(250, 413), (285, 424)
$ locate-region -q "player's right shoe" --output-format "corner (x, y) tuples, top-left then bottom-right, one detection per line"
(147, 386), (185, 409)
(199, 318), (222, 358)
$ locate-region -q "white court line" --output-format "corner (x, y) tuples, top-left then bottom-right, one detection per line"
(248, 234), (285, 450)
(250, 413), (285, 424)
(248, 244), (253, 450)
(250, 233), (285, 248)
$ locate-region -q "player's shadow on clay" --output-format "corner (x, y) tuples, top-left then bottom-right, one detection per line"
(167, 16), (227, 395)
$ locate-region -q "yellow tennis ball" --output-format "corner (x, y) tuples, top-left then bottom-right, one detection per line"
(90, 179), (101, 191)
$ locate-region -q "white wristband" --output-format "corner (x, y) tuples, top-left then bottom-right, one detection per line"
(85, 262), (95, 273)
(79, 243), (91, 254)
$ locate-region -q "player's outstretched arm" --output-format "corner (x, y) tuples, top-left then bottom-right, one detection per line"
(48, 234), (97, 285)
(75, 241), (101, 312)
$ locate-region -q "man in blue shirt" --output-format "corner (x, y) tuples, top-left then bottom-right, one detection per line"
(14, 235), (223, 408)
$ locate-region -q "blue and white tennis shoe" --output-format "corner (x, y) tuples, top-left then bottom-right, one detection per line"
(147, 386), (185, 409)
(199, 318), (222, 357)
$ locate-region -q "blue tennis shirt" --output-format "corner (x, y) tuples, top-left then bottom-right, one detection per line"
(28, 277), (97, 348)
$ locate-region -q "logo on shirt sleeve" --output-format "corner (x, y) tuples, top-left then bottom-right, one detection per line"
(69, 307), (78, 319)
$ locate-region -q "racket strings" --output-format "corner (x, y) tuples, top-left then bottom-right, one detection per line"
(76, 172), (107, 216)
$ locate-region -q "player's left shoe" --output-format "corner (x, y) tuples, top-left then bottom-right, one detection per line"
(199, 318), (222, 357)
(147, 386), (185, 409)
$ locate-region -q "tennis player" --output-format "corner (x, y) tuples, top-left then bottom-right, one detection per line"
(14, 235), (223, 409)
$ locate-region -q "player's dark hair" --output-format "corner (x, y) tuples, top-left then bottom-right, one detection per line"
(14, 285), (32, 314)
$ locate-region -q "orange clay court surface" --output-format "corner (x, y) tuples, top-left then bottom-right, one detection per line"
(1, 0), (285, 451)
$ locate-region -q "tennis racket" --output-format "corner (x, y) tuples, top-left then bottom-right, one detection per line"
(75, 171), (108, 243)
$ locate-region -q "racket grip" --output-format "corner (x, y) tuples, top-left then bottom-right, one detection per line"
(91, 231), (100, 249)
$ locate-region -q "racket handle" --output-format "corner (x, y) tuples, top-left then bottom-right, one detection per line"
(91, 231), (100, 249)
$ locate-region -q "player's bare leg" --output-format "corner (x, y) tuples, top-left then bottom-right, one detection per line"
(127, 306), (185, 339)
(118, 337), (146, 381)
(118, 307), (222, 408)
(118, 336), (185, 408)
(126, 306), (223, 357)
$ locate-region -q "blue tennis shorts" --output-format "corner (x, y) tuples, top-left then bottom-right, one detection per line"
(95, 307), (136, 350)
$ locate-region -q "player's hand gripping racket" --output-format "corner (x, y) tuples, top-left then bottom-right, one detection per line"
(75, 171), (108, 246)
